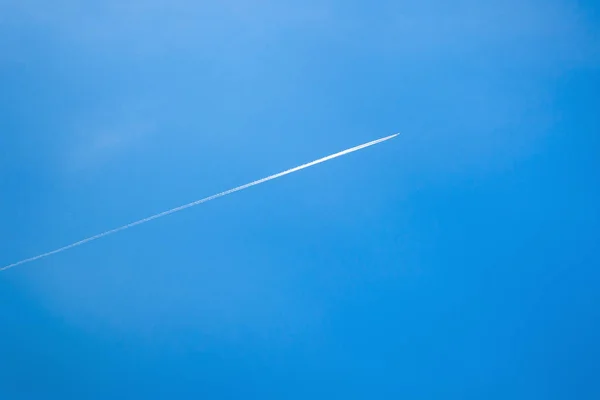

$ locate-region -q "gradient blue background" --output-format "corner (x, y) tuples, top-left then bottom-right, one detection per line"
(1, 1), (599, 398)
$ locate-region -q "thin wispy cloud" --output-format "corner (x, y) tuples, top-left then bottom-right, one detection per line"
(65, 120), (154, 172)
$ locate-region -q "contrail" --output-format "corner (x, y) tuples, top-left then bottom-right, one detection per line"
(1, 133), (399, 272)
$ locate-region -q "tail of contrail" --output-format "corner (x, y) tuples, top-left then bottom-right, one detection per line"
(1, 133), (399, 272)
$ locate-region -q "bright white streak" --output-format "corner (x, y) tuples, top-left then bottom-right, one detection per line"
(1, 133), (399, 272)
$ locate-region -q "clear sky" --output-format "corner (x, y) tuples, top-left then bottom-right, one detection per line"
(1, 1), (599, 398)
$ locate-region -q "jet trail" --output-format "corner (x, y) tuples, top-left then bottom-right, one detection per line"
(1, 133), (399, 272)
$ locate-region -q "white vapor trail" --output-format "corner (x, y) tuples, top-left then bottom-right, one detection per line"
(1, 133), (399, 272)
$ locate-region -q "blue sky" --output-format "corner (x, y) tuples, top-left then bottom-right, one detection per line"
(1, 0), (599, 398)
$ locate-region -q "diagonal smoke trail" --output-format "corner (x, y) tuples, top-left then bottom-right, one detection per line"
(1, 133), (399, 272)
